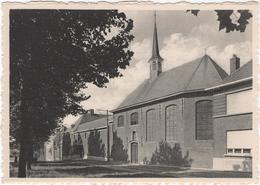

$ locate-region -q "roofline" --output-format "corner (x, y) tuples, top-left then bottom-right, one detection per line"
(72, 126), (107, 134)
(112, 77), (253, 113)
(205, 77), (252, 90)
(111, 89), (205, 113)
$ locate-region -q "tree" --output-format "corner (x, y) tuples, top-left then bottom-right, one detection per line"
(62, 132), (72, 158)
(72, 133), (84, 158)
(10, 10), (134, 177)
(87, 130), (105, 157)
(111, 131), (128, 162)
(187, 10), (252, 32)
(150, 141), (192, 167)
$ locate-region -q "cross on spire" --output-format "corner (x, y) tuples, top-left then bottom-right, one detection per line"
(204, 47), (208, 55)
(154, 11), (156, 24)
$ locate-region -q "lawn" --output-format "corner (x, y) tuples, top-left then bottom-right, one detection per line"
(9, 160), (252, 178)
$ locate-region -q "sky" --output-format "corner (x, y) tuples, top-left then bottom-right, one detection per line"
(63, 10), (252, 127)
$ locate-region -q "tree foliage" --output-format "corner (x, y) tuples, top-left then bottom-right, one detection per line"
(150, 141), (192, 167)
(72, 133), (84, 158)
(187, 10), (252, 32)
(111, 131), (128, 162)
(87, 130), (105, 157)
(10, 9), (134, 177)
(62, 132), (72, 157)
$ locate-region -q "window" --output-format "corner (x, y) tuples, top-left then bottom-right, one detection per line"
(243, 149), (251, 154)
(226, 89), (252, 115)
(146, 109), (156, 141)
(227, 130), (253, 156)
(234, 148), (242, 153)
(165, 105), (177, 141)
(195, 100), (213, 140)
(131, 112), (138, 125)
(117, 115), (124, 127)
(132, 131), (136, 140)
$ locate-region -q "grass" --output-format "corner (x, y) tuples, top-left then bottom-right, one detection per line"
(9, 160), (252, 178)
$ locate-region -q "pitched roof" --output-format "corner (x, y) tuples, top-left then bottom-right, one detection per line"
(75, 115), (112, 132)
(71, 113), (107, 132)
(115, 55), (228, 111)
(222, 60), (252, 84)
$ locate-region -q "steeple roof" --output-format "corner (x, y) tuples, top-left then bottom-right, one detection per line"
(150, 12), (163, 61)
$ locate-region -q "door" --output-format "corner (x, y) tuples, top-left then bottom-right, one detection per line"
(131, 142), (138, 163)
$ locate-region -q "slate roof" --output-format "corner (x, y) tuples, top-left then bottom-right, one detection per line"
(75, 115), (112, 132)
(221, 60), (252, 84)
(115, 55), (228, 111)
(71, 113), (107, 132)
(150, 17), (163, 61)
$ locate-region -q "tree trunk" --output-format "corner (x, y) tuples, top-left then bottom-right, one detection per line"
(18, 94), (32, 177)
(18, 138), (27, 177)
(26, 144), (33, 170)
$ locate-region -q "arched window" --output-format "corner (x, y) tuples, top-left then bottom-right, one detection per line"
(165, 105), (177, 141)
(130, 112), (138, 125)
(146, 109), (156, 141)
(117, 115), (124, 127)
(196, 100), (213, 140)
(152, 61), (156, 70)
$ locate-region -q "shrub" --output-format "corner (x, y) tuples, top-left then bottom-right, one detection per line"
(71, 133), (84, 158)
(62, 132), (72, 157)
(111, 131), (128, 162)
(87, 129), (105, 157)
(150, 141), (192, 167)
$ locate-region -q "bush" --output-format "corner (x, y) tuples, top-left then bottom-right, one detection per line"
(111, 131), (128, 162)
(62, 132), (72, 157)
(87, 129), (105, 157)
(150, 141), (192, 167)
(70, 133), (84, 158)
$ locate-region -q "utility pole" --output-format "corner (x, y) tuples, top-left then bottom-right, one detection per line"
(106, 110), (110, 162)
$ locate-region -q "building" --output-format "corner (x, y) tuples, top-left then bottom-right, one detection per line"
(209, 57), (253, 171)
(53, 129), (64, 161)
(36, 136), (55, 161)
(111, 14), (253, 170)
(71, 109), (113, 161)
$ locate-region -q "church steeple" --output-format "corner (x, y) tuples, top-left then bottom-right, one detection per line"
(149, 11), (163, 81)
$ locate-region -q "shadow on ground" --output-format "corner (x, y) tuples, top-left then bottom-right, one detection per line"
(9, 160), (252, 178)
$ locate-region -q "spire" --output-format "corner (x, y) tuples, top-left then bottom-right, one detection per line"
(150, 11), (162, 61)
(149, 11), (163, 81)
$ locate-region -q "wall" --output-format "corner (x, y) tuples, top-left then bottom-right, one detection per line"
(213, 85), (253, 158)
(114, 98), (185, 164)
(183, 95), (214, 168)
(213, 114), (252, 157)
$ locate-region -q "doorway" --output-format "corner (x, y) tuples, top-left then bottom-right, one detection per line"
(131, 142), (138, 163)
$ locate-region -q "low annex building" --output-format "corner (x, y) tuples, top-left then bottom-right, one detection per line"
(111, 15), (253, 171)
(70, 109), (113, 161)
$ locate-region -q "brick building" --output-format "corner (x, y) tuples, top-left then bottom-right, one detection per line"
(111, 14), (254, 170)
(71, 110), (113, 161)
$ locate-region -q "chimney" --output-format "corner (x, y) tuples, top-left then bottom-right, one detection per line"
(88, 109), (94, 115)
(230, 54), (240, 74)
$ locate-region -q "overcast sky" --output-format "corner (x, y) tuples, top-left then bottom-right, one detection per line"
(63, 10), (252, 126)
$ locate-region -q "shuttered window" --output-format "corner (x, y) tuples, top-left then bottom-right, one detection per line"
(117, 115), (124, 127)
(196, 100), (213, 140)
(146, 109), (156, 141)
(165, 105), (177, 141)
(131, 112), (138, 125)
